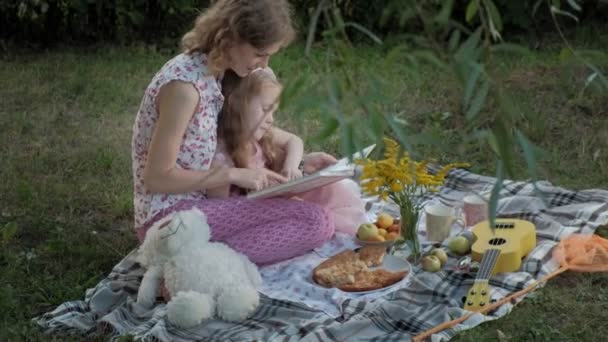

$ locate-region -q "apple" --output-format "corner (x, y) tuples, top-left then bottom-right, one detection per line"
(421, 255), (442, 272)
(385, 232), (400, 241)
(387, 223), (400, 233)
(357, 223), (379, 241)
(378, 228), (388, 237)
(376, 213), (394, 229)
(430, 248), (448, 265)
(448, 236), (471, 255)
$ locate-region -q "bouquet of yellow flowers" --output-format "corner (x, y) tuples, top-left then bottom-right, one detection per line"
(356, 138), (468, 260)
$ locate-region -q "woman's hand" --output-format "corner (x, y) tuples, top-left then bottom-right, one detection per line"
(302, 152), (338, 174)
(281, 167), (303, 181)
(231, 168), (288, 191)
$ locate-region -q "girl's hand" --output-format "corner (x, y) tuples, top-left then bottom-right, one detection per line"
(302, 152), (338, 174)
(231, 168), (288, 191)
(281, 167), (303, 181)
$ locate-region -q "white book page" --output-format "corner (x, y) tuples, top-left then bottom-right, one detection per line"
(246, 144), (375, 200)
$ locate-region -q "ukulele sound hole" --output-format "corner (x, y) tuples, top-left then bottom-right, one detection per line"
(489, 237), (506, 246)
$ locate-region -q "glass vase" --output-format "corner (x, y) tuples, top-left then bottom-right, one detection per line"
(394, 204), (422, 264)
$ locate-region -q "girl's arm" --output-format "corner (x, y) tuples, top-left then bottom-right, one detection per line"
(270, 127), (304, 179)
(143, 81), (286, 194)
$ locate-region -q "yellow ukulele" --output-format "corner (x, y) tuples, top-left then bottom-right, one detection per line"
(464, 219), (536, 312)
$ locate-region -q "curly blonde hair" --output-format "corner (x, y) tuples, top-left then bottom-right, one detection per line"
(182, 0), (296, 76)
(218, 69), (283, 172)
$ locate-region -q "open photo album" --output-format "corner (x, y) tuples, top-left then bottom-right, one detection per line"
(246, 145), (376, 200)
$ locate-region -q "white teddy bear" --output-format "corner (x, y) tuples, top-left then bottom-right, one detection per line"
(136, 208), (262, 328)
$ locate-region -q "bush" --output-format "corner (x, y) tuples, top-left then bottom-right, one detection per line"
(1, 0), (208, 46)
(1, 0), (607, 47)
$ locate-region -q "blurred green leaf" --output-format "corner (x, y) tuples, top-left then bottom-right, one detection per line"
(1, 222), (18, 246)
(515, 129), (538, 180)
(339, 122), (355, 162)
(435, 0), (455, 24)
(550, 6), (579, 22)
(383, 112), (415, 155)
(566, 0), (582, 11)
(313, 117), (340, 142)
(485, 0), (503, 32)
(344, 22), (383, 45)
(448, 29), (462, 53)
(466, 78), (489, 121)
(480, 130), (500, 156)
(466, 0), (480, 22)
(463, 62), (483, 108)
(492, 118), (516, 177)
(455, 29), (482, 63)
(488, 159), (505, 230)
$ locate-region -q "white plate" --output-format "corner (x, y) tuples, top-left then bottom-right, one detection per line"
(312, 251), (411, 295)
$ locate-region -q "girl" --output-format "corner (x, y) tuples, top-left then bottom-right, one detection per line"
(132, 0), (338, 265)
(208, 68), (368, 235)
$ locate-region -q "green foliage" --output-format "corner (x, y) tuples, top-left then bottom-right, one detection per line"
(1, 0), (206, 45)
(3, 0), (608, 46)
(280, 0), (608, 230)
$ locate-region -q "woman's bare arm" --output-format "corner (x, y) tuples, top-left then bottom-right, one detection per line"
(205, 159), (232, 198)
(143, 81), (234, 194)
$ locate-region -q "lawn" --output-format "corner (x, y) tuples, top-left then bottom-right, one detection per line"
(1, 38), (607, 341)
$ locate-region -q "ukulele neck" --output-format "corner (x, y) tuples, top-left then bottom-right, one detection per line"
(476, 249), (501, 280)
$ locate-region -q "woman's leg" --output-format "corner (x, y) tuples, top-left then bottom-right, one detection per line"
(140, 197), (335, 265)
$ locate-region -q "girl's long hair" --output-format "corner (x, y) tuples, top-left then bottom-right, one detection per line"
(219, 69), (282, 171)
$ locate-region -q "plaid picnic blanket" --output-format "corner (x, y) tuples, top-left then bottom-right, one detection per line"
(33, 169), (608, 341)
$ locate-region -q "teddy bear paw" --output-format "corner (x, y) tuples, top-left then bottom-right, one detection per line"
(166, 290), (214, 328)
(217, 286), (260, 322)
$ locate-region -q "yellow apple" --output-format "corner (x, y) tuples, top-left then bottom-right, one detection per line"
(376, 213), (394, 229)
(378, 228), (387, 237)
(357, 223), (379, 241)
(430, 248), (448, 265)
(448, 236), (471, 255)
(421, 255), (442, 272)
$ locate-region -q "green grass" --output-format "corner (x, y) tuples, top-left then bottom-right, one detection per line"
(1, 39), (607, 341)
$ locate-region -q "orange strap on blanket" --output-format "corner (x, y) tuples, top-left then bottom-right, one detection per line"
(413, 234), (608, 342)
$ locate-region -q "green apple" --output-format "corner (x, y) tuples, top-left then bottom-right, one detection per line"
(421, 255), (442, 272)
(448, 236), (471, 255)
(430, 248), (449, 265)
(357, 223), (379, 241)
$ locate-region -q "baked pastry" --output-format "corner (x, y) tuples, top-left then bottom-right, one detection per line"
(358, 245), (386, 267)
(338, 269), (407, 292)
(312, 247), (407, 292)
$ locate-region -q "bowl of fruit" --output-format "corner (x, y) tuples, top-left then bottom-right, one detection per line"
(356, 213), (403, 247)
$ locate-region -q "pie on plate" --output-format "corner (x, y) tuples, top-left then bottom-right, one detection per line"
(312, 246), (409, 292)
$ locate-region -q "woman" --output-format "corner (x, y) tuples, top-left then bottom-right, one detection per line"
(132, 0), (338, 265)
